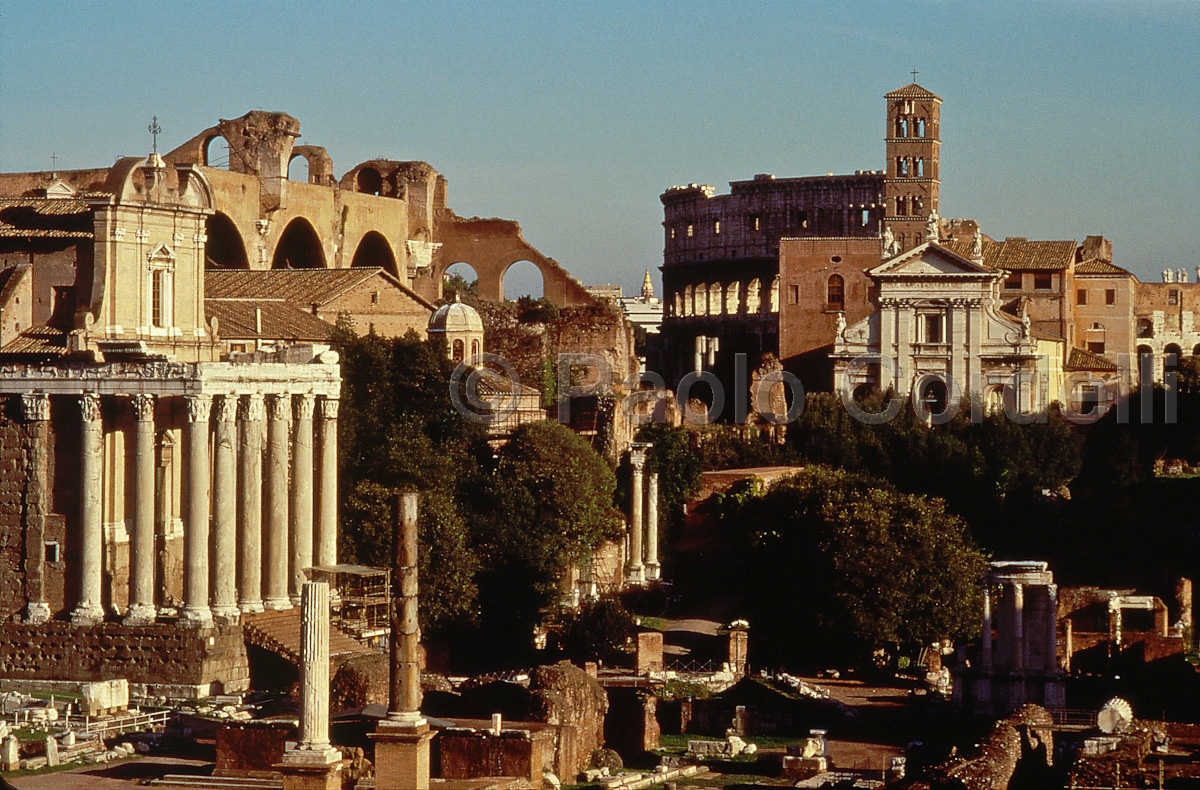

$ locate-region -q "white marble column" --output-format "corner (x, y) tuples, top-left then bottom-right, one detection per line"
(21, 393), (51, 624)
(288, 581), (341, 764)
(315, 397), (339, 569)
(72, 393), (105, 626)
(628, 451), (645, 584)
(238, 394), (265, 614)
(263, 394), (292, 610)
(645, 472), (660, 581)
(289, 395), (315, 604)
(211, 395), (239, 623)
(981, 584), (993, 672)
(389, 492), (424, 724)
(125, 394), (157, 625)
(179, 395), (212, 628)
(1046, 584), (1058, 673)
(1012, 582), (1025, 673)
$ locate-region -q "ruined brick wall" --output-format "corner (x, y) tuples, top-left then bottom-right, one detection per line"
(0, 400), (26, 618)
(215, 722), (292, 777)
(0, 622), (248, 690)
(530, 661), (608, 781)
(438, 728), (549, 784)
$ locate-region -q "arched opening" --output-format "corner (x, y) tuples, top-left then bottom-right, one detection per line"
(287, 155), (310, 183)
(725, 281), (740, 314)
(827, 274), (845, 311)
(205, 212), (248, 269)
(1192, 344), (1200, 357)
(350, 231), (398, 277)
(1164, 343), (1182, 367)
(746, 279), (761, 314)
(683, 285), (694, 317)
(271, 218), (325, 269)
(1137, 345), (1154, 385)
(502, 260), (544, 300)
(852, 383), (875, 404)
(918, 377), (949, 417)
(985, 385), (1005, 415)
(452, 339), (465, 363)
(443, 262), (479, 301)
(356, 167), (383, 196)
(709, 283), (723, 316)
(1137, 318), (1153, 338)
(204, 135), (231, 169)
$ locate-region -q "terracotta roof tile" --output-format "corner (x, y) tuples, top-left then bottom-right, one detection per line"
(0, 198), (92, 239)
(205, 299), (333, 341)
(884, 82), (941, 100)
(1075, 259), (1132, 276)
(205, 268), (432, 310)
(944, 238), (1077, 272)
(1065, 347), (1119, 372)
(0, 325), (68, 356)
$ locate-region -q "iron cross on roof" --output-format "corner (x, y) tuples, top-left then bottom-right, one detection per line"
(148, 116), (162, 154)
(911, 67), (919, 82)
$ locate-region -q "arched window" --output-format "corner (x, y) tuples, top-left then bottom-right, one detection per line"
(896, 197), (908, 216)
(897, 157), (908, 176)
(916, 118), (927, 138)
(471, 339), (480, 358)
(826, 275), (845, 311)
(769, 276), (780, 314)
(746, 279), (761, 314)
(709, 283), (723, 315)
(695, 284), (707, 316)
(673, 291), (683, 316)
(725, 281), (740, 314)
(1137, 318), (1153, 338)
(915, 157), (925, 177)
(452, 339), (464, 363)
(684, 285), (694, 316)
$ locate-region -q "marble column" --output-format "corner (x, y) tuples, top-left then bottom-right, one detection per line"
(290, 395), (315, 604)
(211, 395), (239, 623)
(125, 394), (157, 625)
(21, 393), (51, 624)
(72, 393), (105, 625)
(628, 450), (645, 584)
(981, 584), (993, 672)
(282, 582), (342, 770)
(179, 395), (213, 628)
(1012, 582), (1025, 673)
(315, 397), (339, 569)
(238, 394), (265, 614)
(264, 394), (292, 610)
(1046, 584), (1058, 673)
(645, 472), (660, 581)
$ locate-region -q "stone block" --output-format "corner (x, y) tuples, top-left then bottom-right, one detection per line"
(44, 734), (58, 767)
(2, 733), (18, 771)
(81, 679), (128, 716)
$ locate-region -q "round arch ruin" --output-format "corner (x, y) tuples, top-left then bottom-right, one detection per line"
(350, 231), (398, 277)
(272, 217), (326, 269)
(205, 212), (249, 269)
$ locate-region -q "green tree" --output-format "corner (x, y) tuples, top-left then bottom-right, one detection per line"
(725, 466), (988, 666)
(474, 421), (623, 657)
(561, 596), (637, 662)
(442, 272), (478, 301)
(633, 423), (702, 540)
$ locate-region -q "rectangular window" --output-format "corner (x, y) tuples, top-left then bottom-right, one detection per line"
(1106, 289), (1116, 305)
(151, 270), (163, 327)
(370, 291), (380, 305)
(1034, 273), (1053, 290)
(788, 284), (799, 305)
(924, 314), (944, 344)
(686, 223), (693, 238)
(1170, 289), (1180, 305)
(713, 219), (720, 235)
(44, 541), (59, 563)
(753, 216), (761, 232)
(1076, 289), (1088, 305)
(1088, 341), (1106, 355)
(1005, 272), (1022, 289)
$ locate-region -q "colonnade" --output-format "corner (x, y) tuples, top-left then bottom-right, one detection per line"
(20, 390), (340, 628)
(626, 444), (660, 584)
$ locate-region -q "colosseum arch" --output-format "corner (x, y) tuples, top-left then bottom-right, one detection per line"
(350, 231), (398, 277)
(272, 217), (325, 269)
(205, 212), (248, 269)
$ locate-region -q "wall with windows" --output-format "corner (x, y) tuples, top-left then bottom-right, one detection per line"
(1134, 279), (1200, 382)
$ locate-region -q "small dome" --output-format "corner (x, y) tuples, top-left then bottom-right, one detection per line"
(428, 293), (484, 334)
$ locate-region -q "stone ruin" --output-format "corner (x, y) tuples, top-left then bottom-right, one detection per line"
(913, 703), (1056, 790)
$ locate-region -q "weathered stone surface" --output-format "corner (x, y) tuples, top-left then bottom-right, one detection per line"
(331, 652), (389, 712)
(531, 661), (608, 782)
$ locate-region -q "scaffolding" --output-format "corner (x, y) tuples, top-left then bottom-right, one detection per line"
(308, 564), (391, 642)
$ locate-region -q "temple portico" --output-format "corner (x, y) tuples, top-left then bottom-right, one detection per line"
(0, 355), (339, 628)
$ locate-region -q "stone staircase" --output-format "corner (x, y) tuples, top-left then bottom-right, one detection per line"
(241, 609), (371, 665)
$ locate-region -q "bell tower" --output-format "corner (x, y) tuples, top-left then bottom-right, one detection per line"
(883, 79), (941, 253)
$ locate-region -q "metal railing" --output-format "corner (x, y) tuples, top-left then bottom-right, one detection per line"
(81, 709), (171, 736)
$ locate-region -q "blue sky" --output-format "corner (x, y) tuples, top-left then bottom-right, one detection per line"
(1, 1), (1197, 296)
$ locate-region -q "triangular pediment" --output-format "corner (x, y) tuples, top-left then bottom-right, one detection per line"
(44, 179), (77, 199)
(870, 242), (991, 277)
(148, 243), (176, 260)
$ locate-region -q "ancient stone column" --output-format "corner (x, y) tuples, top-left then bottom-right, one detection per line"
(1046, 583), (1058, 673)
(211, 395), (239, 624)
(1012, 582), (1025, 673)
(628, 448), (646, 584)
(645, 472), (660, 581)
(371, 491), (432, 790)
(22, 393), (51, 624)
(290, 395), (315, 604)
(315, 397), (339, 569)
(981, 584), (993, 672)
(124, 394), (158, 625)
(389, 492), (423, 723)
(179, 395), (213, 628)
(264, 393), (292, 610)
(238, 394), (265, 614)
(72, 393), (105, 626)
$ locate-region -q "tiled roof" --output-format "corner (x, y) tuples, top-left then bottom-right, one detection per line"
(0, 325), (68, 356)
(205, 267), (432, 310)
(1075, 258), (1132, 276)
(943, 238), (1077, 271)
(0, 198), (92, 239)
(884, 82), (941, 100)
(1065, 347), (1119, 372)
(205, 299), (334, 341)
